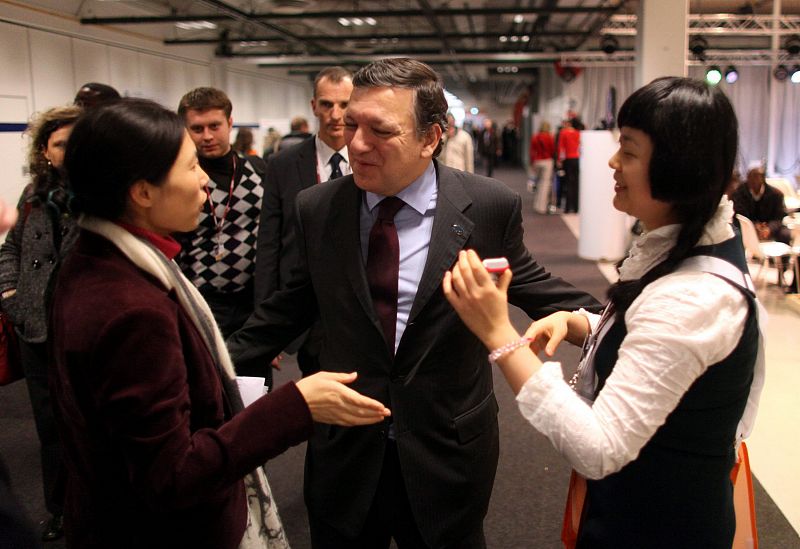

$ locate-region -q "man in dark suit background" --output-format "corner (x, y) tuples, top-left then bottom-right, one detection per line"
(254, 66), (353, 376)
(228, 58), (599, 548)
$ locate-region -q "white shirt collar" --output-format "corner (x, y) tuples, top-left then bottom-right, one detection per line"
(365, 161), (437, 216)
(315, 135), (348, 165)
(618, 197), (735, 281)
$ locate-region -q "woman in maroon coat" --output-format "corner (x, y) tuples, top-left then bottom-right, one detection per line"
(51, 98), (390, 549)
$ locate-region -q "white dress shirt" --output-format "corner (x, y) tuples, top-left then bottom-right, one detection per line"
(359, 162), (438, 353)
(315, 135), (351, 182)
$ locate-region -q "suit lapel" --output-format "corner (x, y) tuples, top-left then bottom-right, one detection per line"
(329, 178), (380, 330)
(408, 163), (473, 324)
(296, 139), (318, 189)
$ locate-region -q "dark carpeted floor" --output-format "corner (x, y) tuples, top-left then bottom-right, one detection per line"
(1, 164), (797, 548)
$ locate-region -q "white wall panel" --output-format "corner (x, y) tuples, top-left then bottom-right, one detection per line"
(137, 52), (167, 104)
(0, 22), (32, 101)
(161, 58), (189, 110)
(29, 30), (74, 111)
(185, 63), (213, 91)
(108, 47), (140, 97)
(71, 40), (111, 93)
(258, 80), (290, 119)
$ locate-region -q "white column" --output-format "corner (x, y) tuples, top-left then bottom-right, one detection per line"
(766, 0), (782, 177)
(635, 0), (689, 87)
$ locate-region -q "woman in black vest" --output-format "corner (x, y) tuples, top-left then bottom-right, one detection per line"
(444, 77), (761, 548)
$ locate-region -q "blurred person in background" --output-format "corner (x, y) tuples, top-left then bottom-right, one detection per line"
(439, 112), (474, 173)
(232, 127), (258, 156)
(73, 82), (120, 109)
(530, 121), (556, 214)
(0, 104), (83, 542)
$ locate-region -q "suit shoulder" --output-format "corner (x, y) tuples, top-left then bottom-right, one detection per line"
(439, 164), (519, 204)
(296, 175), (353, 208)
(271, 136), (315, 164)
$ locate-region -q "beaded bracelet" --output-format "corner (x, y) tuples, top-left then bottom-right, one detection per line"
(488, 337), (533, 363)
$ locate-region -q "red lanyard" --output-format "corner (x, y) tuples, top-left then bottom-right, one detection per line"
(206, 154), (237, 235)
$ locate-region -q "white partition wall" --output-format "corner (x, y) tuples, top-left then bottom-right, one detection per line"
(578, 130), (631, 261)
(0, 10), (311, 209)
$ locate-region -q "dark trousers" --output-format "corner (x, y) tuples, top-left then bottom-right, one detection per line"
(483, 154), (496, 177)
(309, 440), (486, 549)
(19, 339), (64, 516)
(202, 284), (273, 388)
(563, 158), (580, 213)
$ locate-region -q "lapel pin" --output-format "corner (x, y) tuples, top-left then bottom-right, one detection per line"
(451, 224), (465, 236)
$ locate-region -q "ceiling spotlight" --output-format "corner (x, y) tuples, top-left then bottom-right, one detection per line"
(364, 17), (377, 26)
(351, 17), (364, 26)
(705, 66), (722, 85)
(337, 17), (350, 26)
(791, 65), (800, 84)
(689, 36), (708, 60)
(785, 34), (800, 55)
(600, 35), (618, 55)
(774, 64), (789, 81)
(499, 35), (508, 42)
(513, 14), (524, 24)
(724, 66), (739, 84)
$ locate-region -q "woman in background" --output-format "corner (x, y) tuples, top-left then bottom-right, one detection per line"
(529, 121), (555, 214)
(0, 105), (82, 542)
(232, 127), (258, 156)
(444, 77), (762, 548)
(52, 98), (390, 549)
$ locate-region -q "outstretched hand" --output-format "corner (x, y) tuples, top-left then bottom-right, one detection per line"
(295, 372), (391, 426)
(443, 250), (518, 350)
(524, 312), (573, 356)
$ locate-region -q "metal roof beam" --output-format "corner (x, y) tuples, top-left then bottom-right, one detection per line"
(80, 6), (617, 26)
(163, 29), (590, 45)
(601, 13), (800, 36)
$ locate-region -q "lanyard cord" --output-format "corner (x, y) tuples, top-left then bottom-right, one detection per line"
(206, 154), (237, 235)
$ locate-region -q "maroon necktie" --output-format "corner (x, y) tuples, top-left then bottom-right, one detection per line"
(366, 197), (405, 351)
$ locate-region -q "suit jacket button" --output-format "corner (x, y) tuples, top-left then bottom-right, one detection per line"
(31, 259), (41, 269)
(33, 231), (42, 240)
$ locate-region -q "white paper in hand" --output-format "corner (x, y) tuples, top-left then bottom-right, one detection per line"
(236, 376), (268, 407)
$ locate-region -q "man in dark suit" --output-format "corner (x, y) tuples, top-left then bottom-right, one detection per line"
(228, 58), (599, 548)
(254, 66), (353, 376)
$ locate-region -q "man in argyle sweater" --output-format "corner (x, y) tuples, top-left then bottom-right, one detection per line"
(177, 87), (267, 344)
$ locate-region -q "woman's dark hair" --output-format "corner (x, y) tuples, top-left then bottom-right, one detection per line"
(608, 76), (738, 313)
(352, 58), (448, 157)
(65, 98), (185, 220)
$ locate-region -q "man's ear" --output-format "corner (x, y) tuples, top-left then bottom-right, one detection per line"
(420, 124), (443, 159)
(128, 180), (155, 210)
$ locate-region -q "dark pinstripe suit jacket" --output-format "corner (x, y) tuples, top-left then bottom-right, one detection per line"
(228, 161), (600, 547)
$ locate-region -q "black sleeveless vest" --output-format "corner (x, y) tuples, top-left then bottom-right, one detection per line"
(577, 235), (759, 549)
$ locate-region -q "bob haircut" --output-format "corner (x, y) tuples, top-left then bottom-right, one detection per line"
(352, 58), (448, 157)
(609, 77), (739, 313)
(65, 98), (185, 221)
(616, 76), (738, 220)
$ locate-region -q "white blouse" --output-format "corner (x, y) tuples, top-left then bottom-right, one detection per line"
(516, 199), (762, 480)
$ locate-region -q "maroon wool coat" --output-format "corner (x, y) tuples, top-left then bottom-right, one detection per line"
(49, 231), (313, 549)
